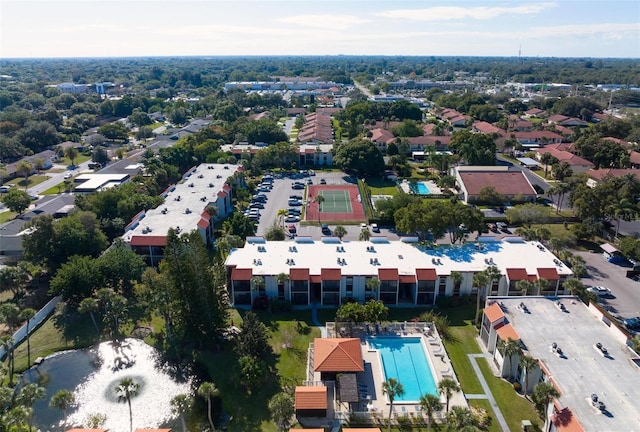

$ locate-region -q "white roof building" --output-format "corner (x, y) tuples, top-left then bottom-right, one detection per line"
(224, 237), (573, 307)
(122, 163), (242, 265)
(481, 296), (640, 432)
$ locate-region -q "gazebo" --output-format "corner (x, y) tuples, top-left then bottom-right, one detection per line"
(313, 338), (364, 381)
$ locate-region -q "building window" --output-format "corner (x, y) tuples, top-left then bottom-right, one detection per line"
(438, 277), (447, 296)
(417, 280), (436, 305)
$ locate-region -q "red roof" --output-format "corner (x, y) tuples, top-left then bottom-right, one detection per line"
(537, 267), (559, 280)
(295, 386), (327, 410)
(129, 235), (167, 247)
(416, 268), (437, 281)
(290, 268), (310, 280)
(197, 218), (209, 229)
(231, 268), (253, 281)
(459, 171), (536, 197)
(217, 191), (227, 198)
(321, 268), (341, 281)
(399, 274), (416, 283)
(506, 268), (529, 281)
(310, 274), (322, 283)
(378, 268), (398, 280)
(314, 338), (364, 372)
(496, 323), (520, 341)
(484, 302), (505, 323)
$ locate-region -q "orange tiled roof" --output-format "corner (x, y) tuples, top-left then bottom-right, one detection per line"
(506, 268), (529, 281)
(321, 268), (341, 281)
(378, 268), (398, 280)
(551, 407), (585, 432)
(314, 338), (364, 372)
(295, 386), (327, 410)
(484, 302), (505, 323)
(416, 268), (437, 281)
(538, 267), (559, 280)
(129, 235), (167, 247)
(496, 323), (520, 341)
(290, 268), (309, 280)
(231, 268), (253, 281)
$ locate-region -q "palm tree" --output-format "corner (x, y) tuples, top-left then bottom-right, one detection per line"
(445, 406), (480, 431)
(539, 153), (558, 177)
(276, 208), (288, 228)
(275, 273), (289, 300)
(50, 389), (75, 427)
(515, 279), (534, 296)
(359, 227), (371, 241)
(250, 275), (266, 299)
(170, 393), (193, 432)
(472, 271), (489, 325)
(450, 271), (463, 295)
(79, 297), (100, 335)
(333, 225), (347, 240)
(532, 382), (560, 430)
(382, 378), (404, 432)
(534, 278), (550, 296)
(419, 393), (442, 432)
(18, 308), (36, 368)
(115, 377), (140, 432)
(519, 355), (538, 397)
(16, 160), (32, 189)
(198, 381), (220, 431)
(499, 337), (521, 379)
(0, 335), (15, 385)
(366, 277), (380, 300)
(437, 377), (460, 412)
(313, 194), (325, 223)
(64, 146), (79, 168)
(16, 382), (45, 430)
(610, 198), (638, 238)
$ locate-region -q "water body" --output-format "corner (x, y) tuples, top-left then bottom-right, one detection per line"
(27, 338), (192, 432)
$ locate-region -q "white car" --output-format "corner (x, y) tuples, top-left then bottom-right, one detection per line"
(587, 286), (611, 297)
(360, 223), (368, 230)
(63, 172), (72, 179)
(371, 223), (379, 233)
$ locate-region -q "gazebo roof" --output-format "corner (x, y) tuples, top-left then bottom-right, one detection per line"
(313, 338), (364, 372)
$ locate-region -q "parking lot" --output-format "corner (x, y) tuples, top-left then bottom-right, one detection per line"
(253, 171), (400, 241)
(576, 250), (640, 321)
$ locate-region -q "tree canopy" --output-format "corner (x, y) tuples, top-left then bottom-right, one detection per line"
(333, 139), (385, 177)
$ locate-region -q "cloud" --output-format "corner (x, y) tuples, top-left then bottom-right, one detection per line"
(278, 14), (370, 30)
(374, 3), (556, 21)
(530, 22), (640, 38)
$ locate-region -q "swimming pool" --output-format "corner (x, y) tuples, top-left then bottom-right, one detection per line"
(409, 182), (430, 195)
(368, 337), (438, 402)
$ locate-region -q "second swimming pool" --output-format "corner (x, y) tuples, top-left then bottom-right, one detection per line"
(368, 337), (438, 401)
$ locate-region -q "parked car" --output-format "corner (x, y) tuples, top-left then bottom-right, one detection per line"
(289, 195), (303, 200)
(623, 317), (640, 330)
(308, 170), (316, 176)
(587, 286), (611, 297)
(285, 215), (301, 223)
(292, 183), (305, 190)
(288, 224), (297, 233)
(306, 178), (313, 185)
(321, 224), (331, 235)
(360, 223), (368, 230)
(320, 178), (327, 184)
(249, 202), (264, 209)
(288, 199), (302, 206)
(252, 194), (267, 201)
(288, 208), (301, 215)
(371, 223), (379, 233)
(257, 186), (271, 192)
(63, 172), (72, 179)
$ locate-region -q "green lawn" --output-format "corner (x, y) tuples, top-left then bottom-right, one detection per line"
(0, 211), (17, 223)
(468, 399), (502, 432)
(60, 154), (90, 167)
(15, 175), (49, 189)
(366, 178), (399, 196)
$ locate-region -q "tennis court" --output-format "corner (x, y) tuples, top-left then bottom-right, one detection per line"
(306, 184), (366, 222)
(318, 190), (352, 213)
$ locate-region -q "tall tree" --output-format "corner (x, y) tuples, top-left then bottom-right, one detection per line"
(115, 377), (140, 432)
(437, 377), (460, 412)
(419, 392), (442, 432)
(1, 189), (31, 214)
(313, 194), (325, 224)
(236, 311), (271, 359)
(18, 308), (36, 368)
(519, 355), (538, 397)
(16, 160), (33, 188)
(499, 337), (521, 379)
(473, 271), (489, 325)
(268, 392), (295, 432)
(532, 382), (560, 430)
(333, 225), (347, 240)
(49, 389), (75, 427)
(16, 383), (45, 431)
(382, 378), (404, 432)
(197, 382), (220, 431)
(170, 394), (193, 432)
(64, 146), (79, 168)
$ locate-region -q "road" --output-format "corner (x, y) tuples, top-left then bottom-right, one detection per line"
(575, 250), (640, 320)
(353, 80), (373, 99)
(28, 160), (92, 196)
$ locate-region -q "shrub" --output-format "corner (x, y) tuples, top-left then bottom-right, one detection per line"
(513, 381), (522, 392)
(270, 298), (292, 313)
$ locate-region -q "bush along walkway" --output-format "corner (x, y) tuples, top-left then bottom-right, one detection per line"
(467, 354), (510, 432)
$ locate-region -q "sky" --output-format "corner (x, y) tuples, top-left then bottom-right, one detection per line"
(1, 0), (639, 58)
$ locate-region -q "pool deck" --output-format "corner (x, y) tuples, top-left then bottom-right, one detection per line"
(324, 322), (466, 420)
(399, 180), (443, 195)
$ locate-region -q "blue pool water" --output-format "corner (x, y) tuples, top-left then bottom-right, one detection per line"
(368, 337), (437, 401)
(409, 182), (430, 195)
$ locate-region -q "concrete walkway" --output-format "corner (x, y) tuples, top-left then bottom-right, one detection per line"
(311, 303), (327, 337)
(467, 353), (510, 432)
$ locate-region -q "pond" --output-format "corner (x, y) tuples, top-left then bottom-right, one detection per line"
(26, 338), (192, 431)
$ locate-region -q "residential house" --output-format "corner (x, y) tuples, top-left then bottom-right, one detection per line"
(535, 146), (594, 173)
(472, 121), (506, 136)
(585, 168), (639, 188)
(454, 167), (538, 203)
(514, 131), (564, 147)
(523, 108), (546, 118)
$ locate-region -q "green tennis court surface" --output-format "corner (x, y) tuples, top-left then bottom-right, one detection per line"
(319, 190), (352, 213)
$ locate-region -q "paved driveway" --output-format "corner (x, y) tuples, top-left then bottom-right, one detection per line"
(575, 250), (640, 319)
